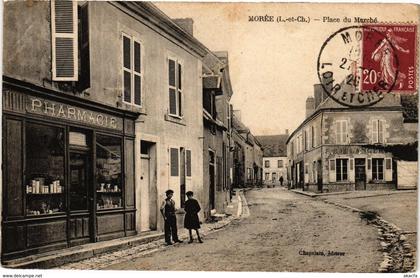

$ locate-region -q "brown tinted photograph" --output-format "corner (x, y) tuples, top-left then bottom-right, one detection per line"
(1, 1), (418, 275)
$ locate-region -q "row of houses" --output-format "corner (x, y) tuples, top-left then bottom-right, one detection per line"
(1, 1), (261, 261)
(286, 82), (418, 192)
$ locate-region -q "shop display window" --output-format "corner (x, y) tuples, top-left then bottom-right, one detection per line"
(25, 123), (65, 216)
(96, 134), (122, 210)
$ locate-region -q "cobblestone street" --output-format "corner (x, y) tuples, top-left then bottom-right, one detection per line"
(60, 188), (383, 272)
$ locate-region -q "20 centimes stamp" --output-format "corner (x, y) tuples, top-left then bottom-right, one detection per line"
(317, 24), (417, 107)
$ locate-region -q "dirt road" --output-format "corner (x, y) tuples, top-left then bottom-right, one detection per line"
(105, 188), (382, 272)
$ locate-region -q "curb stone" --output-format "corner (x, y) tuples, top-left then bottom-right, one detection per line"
(321, 199), (415, 273)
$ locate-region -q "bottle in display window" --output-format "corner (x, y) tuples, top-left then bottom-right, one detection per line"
(25, 123), (65, 216)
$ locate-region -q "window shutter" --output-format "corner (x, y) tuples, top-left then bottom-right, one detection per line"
(372, 120), (378, 143)
(178, 63), (182, 90)
(78, 3), (90, 90)
(385, 158), (392, 181)
(343, 121), (348, 143)
(329, 159), (336, 182)
(134, 41), (142, 106)
(349, 158), (355, 182)
(378, 120), (384, 143)
(186, 150), (191, 177)
(51, 0), (78, 81)
(169, 89), (177, 115)
(170, 148), (179, 176)
(335, 122), (340, 144)
(385, 158), (391, 169)
(169, 59), (176, 87)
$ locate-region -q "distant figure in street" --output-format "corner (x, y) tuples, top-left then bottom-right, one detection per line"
(160, 189), (183, 245)
(184, 191), (203, 243)
(279, 176), (284, 186)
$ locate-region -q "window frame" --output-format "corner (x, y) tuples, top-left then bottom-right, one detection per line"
(121, 33), (143, 107)
(372, 158), (384, 181)
(372, 119), (385, 144)
(264, 160), (270, 168)
(335, 158), (349, 181)
(278, 160), (283, 168)
(167, 55), (184, 118)
(335, 120), (348, 144)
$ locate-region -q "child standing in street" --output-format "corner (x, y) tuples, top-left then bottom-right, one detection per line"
(184, 191), (203, 243)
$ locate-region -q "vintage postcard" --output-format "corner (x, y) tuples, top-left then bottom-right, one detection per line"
(1, 1), (418, 276)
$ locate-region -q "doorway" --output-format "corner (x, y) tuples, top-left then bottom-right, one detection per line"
(355, 158), (366, 190)
(140, 141), (158, 231)
(209, 150), (215, 210)
(68, 129), (94, 244)
(317, 160), (323, 192)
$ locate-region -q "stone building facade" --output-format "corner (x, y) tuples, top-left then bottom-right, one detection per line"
(256, 134), (289, 187)
(287, 84), (418, 193)
(1, 1), (217, 260)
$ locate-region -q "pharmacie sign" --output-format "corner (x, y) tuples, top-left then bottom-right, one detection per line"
(27, 96), (123, 131)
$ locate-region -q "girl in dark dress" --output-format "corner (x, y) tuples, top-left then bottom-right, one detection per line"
(184, 191), (203, 243)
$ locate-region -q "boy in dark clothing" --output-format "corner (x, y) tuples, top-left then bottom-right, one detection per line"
(160, 189), (183, 245)
(184, 191), (203, 243)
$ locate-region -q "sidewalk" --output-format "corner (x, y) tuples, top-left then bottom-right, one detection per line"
(3, 189), (246, 269)
(290, 188), (416, 198)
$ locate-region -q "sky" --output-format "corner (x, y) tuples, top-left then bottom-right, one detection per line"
(155, 2), (417, 136)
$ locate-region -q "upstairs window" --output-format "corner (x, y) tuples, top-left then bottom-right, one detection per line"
(51, 0), (78, 81)
(372, 119), (385, 143)
(278, 160), (283, 168)
(335, 120), (348, 144)
(264, 160), (270, 168)
(168, 58), (183, 117)
(122, 34), (142, 106)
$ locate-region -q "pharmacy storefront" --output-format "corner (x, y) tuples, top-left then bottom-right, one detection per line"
(2, 80), (138, 260)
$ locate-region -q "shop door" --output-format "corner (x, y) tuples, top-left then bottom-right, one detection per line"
(355, 158), (366, 190)
(69, 150), (94, 243)
(68, 130), (94, 245)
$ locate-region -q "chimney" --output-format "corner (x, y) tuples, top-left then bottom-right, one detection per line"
(314, 84), (328, 108)
(173, 18), (194, 36)
(306, 97), (315, 118)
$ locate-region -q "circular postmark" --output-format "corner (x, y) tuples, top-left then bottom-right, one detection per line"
(317, 25), (399, 107)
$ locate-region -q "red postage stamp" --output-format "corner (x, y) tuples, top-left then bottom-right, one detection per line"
(362, 25), (417, 94)
(317, 24), (418, 107)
